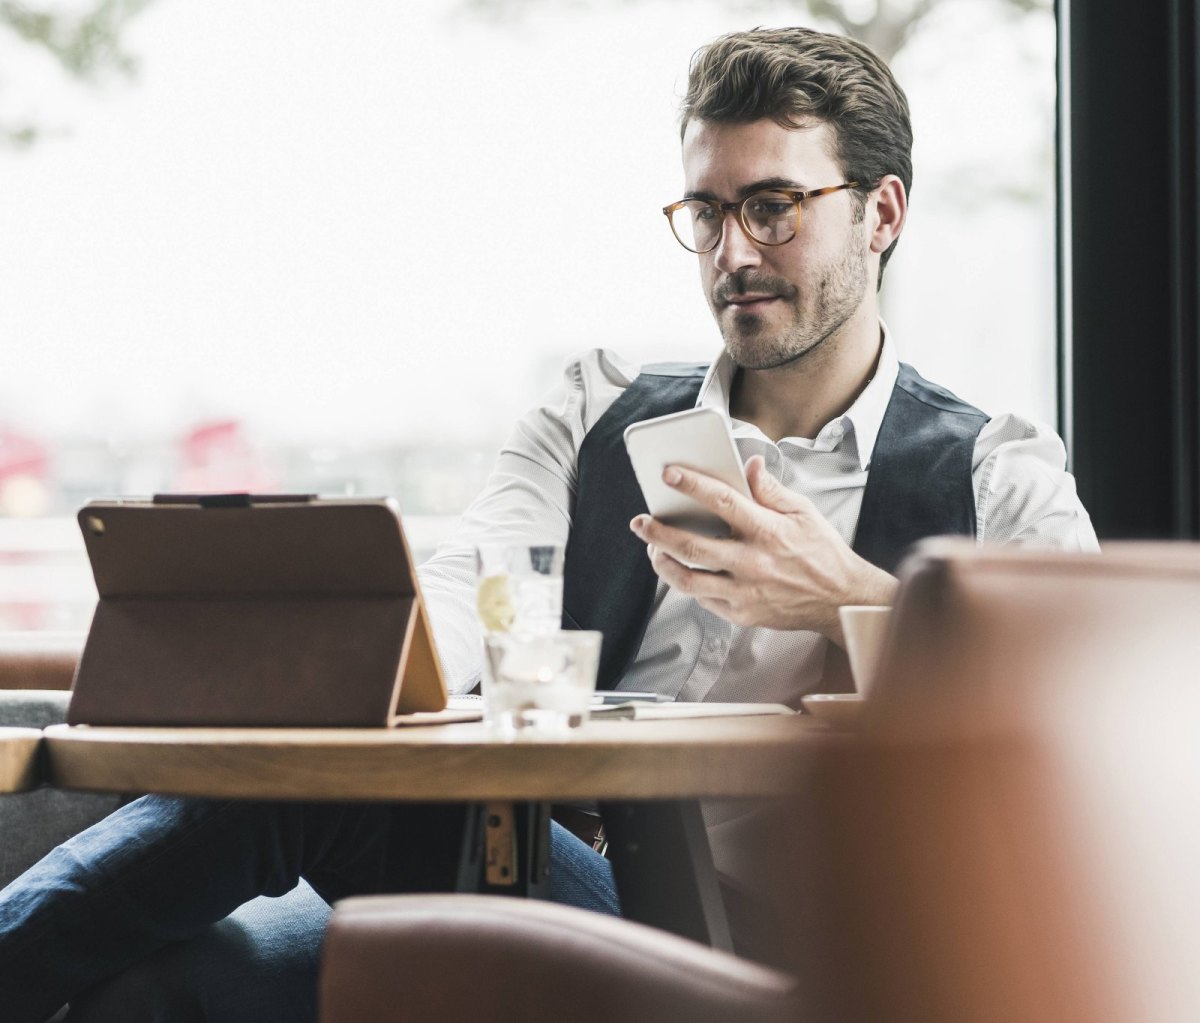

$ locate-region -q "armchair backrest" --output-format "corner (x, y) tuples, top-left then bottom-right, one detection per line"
(0, 633), (83, 690)
(781, 541), (1200, 1022)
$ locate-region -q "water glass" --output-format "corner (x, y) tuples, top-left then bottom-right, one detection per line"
(475, 543), (564, 633)
(482, 629), (602, 740)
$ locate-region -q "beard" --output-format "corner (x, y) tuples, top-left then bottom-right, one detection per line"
(714, 234), (870, 372)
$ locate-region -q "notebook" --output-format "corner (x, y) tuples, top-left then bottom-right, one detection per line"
(67, 494), (456, 728)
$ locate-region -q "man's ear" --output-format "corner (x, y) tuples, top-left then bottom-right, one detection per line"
(868, 175), (907, 255)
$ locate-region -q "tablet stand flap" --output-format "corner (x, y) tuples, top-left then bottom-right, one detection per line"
(69, 595), (419, 727)
(391, 602), (447, 718)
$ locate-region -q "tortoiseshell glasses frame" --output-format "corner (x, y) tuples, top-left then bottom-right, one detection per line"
(662, 182), (862, 254)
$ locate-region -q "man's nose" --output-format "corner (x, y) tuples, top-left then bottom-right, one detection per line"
(712, 212), (763, 274)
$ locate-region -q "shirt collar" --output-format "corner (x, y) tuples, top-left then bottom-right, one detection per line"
(694, 321), (900, 472)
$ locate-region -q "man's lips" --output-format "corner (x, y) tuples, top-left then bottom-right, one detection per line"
(724, 293), (780, 309)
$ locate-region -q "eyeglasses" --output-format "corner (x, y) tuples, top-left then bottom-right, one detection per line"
(662, 182), (860, 254)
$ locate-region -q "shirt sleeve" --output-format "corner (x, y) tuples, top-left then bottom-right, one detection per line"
(416, 349), (638, 693)
(973, 412), (1100, 551)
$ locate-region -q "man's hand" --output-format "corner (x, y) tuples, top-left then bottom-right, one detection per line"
(629, 455), (897, 644)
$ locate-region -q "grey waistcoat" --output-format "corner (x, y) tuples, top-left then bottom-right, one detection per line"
(561, 361), (988, 694)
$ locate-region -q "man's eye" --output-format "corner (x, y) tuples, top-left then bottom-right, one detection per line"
(751, 200), (793, 217)
(693, 206), (716, 221)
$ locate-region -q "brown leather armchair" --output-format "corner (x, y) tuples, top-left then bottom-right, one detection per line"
(320, 895), (799, 1023)
(319, 542), (1200, 1022)
(0, 634), (80, 691)
(796, 540), (1200, 1021)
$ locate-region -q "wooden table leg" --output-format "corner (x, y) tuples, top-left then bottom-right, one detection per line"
(456, 800), (551, 898)
(599, 799), (733, 952)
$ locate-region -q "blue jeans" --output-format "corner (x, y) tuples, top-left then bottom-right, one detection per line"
(0, 795), (619, 1023)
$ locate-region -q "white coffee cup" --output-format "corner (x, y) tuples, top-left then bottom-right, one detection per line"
(837, 605), (893, 697)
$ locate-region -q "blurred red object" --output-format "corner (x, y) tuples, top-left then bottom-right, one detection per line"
(0, 430), (47, 480)
(0, 428), (50, 518)
(175, 419), (279, 493)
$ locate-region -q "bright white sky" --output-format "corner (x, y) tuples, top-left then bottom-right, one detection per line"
(0, 0), (1056, 449)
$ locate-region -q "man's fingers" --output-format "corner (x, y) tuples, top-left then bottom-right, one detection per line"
(660, 464), (764, 534)
(632, 515), (734, 573)
(646, 544), (738, 601)
(653, 563), (746, 626)
(745, 456), (807, 514)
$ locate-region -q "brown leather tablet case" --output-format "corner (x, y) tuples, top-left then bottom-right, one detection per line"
(67, 496), (447, 727)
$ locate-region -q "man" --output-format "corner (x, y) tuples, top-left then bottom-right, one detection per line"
(0, 26), (1096, 1023)
(420, 27), (1094, 707)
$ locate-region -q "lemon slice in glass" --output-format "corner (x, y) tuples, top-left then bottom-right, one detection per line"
(476, 574), (516, 632)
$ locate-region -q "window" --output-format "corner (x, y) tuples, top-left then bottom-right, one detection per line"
(0, 0), (1059, 628)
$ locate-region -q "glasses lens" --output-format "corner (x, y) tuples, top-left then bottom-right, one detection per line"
(743, 191), (798, 246)
(669, 200), (720, 253)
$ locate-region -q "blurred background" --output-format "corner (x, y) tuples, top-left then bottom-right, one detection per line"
(0, 0), (1055, 629)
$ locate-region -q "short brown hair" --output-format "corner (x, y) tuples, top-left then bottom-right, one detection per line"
(681, 27), (912, 274)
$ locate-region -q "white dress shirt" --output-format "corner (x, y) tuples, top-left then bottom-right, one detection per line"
(417, 327), (1100, 703)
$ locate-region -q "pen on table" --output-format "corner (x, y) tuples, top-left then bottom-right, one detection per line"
(449, 692), (670, 708)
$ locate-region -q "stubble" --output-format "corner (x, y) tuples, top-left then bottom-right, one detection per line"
(717, 231), (870, 372)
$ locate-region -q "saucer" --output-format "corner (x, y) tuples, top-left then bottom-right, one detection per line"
(800, 693), (864, 725)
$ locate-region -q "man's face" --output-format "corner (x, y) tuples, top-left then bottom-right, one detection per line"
(681, 117), (873, 371)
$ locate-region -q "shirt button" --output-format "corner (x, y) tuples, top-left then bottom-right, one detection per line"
(830, 423), (844, 438)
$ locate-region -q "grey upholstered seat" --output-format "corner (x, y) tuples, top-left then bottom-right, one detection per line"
(0, 689), (123, 889)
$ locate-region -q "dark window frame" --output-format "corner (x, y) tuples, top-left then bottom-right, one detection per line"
(1061, 0), (1200, 538)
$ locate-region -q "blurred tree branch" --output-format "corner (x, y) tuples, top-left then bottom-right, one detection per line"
(456, 0), (1053, 61)
(805, 0), (937, 59)
(456, 0), (1058, 210)
(1, 0), (156, 148)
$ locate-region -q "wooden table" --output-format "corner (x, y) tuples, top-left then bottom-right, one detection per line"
(39, 713), (829, 949)
(0, 727), (44, 792)
(42, 715), (817, 801)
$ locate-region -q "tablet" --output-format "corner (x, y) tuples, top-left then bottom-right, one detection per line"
(68, 495), (448, 727)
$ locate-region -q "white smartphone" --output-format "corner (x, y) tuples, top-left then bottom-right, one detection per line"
(623, 406), (751, 540)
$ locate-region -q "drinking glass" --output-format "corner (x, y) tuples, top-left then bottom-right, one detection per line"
(481, 629), (602, 740)
(474, 544), (564, 634)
